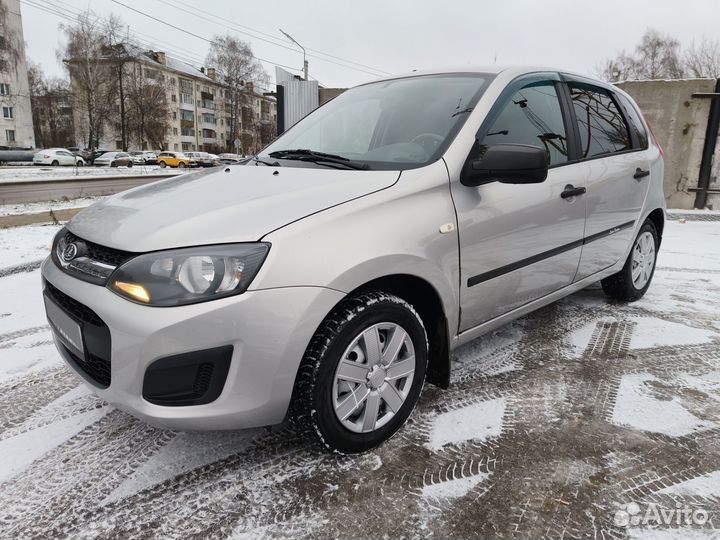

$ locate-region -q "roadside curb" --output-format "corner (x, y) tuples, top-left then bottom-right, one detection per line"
(0, 207), (82, 228)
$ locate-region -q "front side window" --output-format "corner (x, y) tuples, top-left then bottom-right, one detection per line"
(262, 74), (491, 170)
(477, 81), (568, 166)
(570, 84), (631, 158)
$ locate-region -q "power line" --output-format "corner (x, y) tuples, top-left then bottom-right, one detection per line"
(153, 0), (389, 77)
(163, 0), (390, 75)
(108, 0), (302, 73)
(22, 0), (275, 92)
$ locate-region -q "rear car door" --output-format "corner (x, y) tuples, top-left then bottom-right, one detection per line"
(451, 74), (588, 331)
(564, 79), (652, 280)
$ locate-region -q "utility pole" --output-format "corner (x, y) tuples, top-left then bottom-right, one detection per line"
(279, 29), (308, 81)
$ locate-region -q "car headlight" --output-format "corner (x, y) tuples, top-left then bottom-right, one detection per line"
(109, 243), (270, 306)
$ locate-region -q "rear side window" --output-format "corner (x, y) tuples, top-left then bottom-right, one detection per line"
(569, 84), (631, 158)
(478, 81), (569, 166)
(616, 93), (649, 150)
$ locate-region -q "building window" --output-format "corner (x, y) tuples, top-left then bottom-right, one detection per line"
(171, 94), (177, 103)
(181, 128), (195, 136)
(5, 129), (14, 142)
(172, 111), (177, 120)
(173, 143), (179, 150)
(3, 106), (13, 119)
(180, 110), (194, 121)
(181, 93), (194, 105)
(0, 83), (9, 95)
(173, 127), (178, 135)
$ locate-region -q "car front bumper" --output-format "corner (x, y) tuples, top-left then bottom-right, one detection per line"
(41, 257), (344, 430)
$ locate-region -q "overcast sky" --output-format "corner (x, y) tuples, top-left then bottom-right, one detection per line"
(21, 0), (720, 88)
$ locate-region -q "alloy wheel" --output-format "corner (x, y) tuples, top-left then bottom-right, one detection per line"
(631, 231), (655, 289)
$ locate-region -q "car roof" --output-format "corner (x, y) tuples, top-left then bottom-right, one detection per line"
(366, 65), (595, 84)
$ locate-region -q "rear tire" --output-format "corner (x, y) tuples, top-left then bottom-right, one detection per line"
(76, 161), (83, 167)
(291, 291), (427, 454)
(601, 219), (659, 301)
(110, 161), (117, 168)
(178, 162), (186, 168)
(51, 160), (59, 166)
(128, 161), (133, 168)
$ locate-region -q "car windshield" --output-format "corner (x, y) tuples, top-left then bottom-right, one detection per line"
(261, 74), (492, 170)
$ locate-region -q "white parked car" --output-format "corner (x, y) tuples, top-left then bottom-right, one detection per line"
(33, 148), (85, 167)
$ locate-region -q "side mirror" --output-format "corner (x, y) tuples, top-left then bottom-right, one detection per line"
(461, 143), (549, 186)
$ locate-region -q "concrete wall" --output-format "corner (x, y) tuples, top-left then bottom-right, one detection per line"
(616, 79), (715, 209)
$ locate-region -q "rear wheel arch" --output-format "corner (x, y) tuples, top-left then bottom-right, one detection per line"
(646, 208), (664, 246)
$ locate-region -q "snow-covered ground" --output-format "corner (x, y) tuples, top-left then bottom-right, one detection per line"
(0, 218), (718, 539)
(0, 165), (183, 184)
(0, 196), (104, 217)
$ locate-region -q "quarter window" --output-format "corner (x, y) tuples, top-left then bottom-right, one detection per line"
(478, 81), (568, 166)
(569, 84), (631, 158)
(616, 93), (648, 149)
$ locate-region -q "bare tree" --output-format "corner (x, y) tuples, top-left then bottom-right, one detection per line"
(0, 0), (22, 75)
(104, 16), (132, 150)
(28, 62), (75, 148)
(598, 51), (638, 82)
(685, 37), (720, 78)
(60, 11), (117, 151)
(634, 30), (684, 79)
(205, 35), (268, 152)
(124, 61), (170, 150)
(598, 29), (685, 81)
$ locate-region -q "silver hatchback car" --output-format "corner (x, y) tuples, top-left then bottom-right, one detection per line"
(41, 66), (665, 453)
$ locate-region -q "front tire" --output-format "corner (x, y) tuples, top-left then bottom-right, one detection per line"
(601, 219), (659, 301)
(291, 291), (427, 454)
(178, 162), (186, 168)
(159, 161), (166, 168)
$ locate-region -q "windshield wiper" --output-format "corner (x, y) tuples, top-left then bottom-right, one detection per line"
(250, 155), (280, 166)
(268, 149), (370, 170)
(451, 107), (474, 118)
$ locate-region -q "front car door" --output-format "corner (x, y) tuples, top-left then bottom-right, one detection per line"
(450, 73), (588, 331)
(563, 78), (652, 280)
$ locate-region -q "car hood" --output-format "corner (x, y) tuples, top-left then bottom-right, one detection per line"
(68, 166), (400, 252)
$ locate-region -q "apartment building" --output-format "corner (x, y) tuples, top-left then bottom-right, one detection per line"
(84, 46), (276, 154)
(0, 0), (35, 148)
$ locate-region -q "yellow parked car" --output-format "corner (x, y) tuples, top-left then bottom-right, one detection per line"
(157, 151), (191, 168)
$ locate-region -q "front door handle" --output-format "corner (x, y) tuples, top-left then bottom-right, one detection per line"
(633, 168), (650, 180)
(561, 185), (586, 199)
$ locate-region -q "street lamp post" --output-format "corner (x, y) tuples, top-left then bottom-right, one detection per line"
(279, 28), (308, 81)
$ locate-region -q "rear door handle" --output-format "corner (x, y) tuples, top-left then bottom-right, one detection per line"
(561, 185), (586, 199)
(633, 168), (650, 180)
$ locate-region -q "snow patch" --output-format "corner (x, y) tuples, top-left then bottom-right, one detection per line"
(658, 470), (720, 498)
(103, 429), (263, 504)
(421, 472), (490, 500)
(627, 528), (720, 540)
(0, 405), (110, 482)
(426, 398), (505, 450)
(628, 318), (716, 350)
(0, 223), (59, 272)
(611, 373), (713, 436)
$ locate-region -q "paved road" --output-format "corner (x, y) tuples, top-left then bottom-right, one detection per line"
(0, 173), (179, 204)
(0, 218), (718, 539)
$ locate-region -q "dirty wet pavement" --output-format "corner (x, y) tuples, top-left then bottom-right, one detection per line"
(0, 215), (719, 539)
